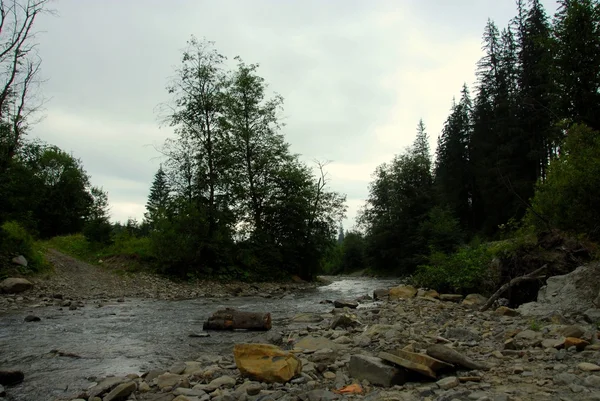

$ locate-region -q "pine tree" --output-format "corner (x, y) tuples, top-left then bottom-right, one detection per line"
(145, 165), (171, 228)
(553, 0), (600, 130)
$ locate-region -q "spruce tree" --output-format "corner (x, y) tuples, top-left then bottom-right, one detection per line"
(145, 165), (171, 228)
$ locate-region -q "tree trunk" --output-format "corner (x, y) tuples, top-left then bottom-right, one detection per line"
(203, 308), (272, 331)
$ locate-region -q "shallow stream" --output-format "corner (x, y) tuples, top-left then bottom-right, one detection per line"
(0, 277), (400, 401)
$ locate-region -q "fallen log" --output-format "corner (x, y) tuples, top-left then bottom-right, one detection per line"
(203, 308), (272, 331)
(479, 264), (547, 312)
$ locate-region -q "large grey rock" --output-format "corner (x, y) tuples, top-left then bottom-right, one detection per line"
(348, 354), (406, 387)
(519, 262), (600, 317)
(0, 278), (33, 294)
(102, 381), (136, 401)
(11, 255), (27, 267)
(88, 376), (127, 399)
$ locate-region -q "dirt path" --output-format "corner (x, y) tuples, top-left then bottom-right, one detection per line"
(0, 249), (316, 313)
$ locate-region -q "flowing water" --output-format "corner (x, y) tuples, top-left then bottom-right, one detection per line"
(0, 277), (400, 401)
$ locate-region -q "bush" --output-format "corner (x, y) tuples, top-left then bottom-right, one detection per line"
(0, 220), (47, 275)
(83, 218), (113, 245)
(527, 124), (600, 239)
(412, 242), (498, 295)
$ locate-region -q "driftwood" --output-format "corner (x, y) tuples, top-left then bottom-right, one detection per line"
(203, 308), (272, 331)
(479, 264), (547, 312)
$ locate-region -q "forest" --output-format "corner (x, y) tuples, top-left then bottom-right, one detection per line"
(1, 0), (599, 289)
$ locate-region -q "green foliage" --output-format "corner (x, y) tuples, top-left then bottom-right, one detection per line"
(0, 221), (48, 276)
(528, 124), (600, 239)
(418, 206), (464, 254)
(412, 243), (498, 295)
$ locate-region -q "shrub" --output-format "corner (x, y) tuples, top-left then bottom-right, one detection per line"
(0, 220), (47, 275)
(412, 242), (498, 295)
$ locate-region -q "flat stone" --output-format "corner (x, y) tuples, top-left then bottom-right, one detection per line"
(578, 362), (600, 372)
(495, 306), (519, 316)
(333, 299), (358, 309)
(560, 325), (585, 339)
(295, 336), (341, 351)
(103, 381), (136, 401)
(373, 288), (389, 300)
(88, 377), (127, 399)
(436, 376), (459, 390)
(378, 351), (436, 378)
(156, 373), (185, 389)
(461, 294), (487, 307)
(234, 343), (301, 383)
(348, 354), (406, 387)
(0, 278), (33, 294)
(292, 313), (324, 323)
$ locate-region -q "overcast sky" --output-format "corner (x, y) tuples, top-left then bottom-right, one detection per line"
(33, 0), (559, 229)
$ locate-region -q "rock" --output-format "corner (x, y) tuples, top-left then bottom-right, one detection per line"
(330, 314), (359, 330)
(188, 333), (210, 338)
(440, 294), (464, 302)
(24, 315), (40, 322)
(206, 375), (236, 391)
(0, 278), (33, 294)
(585, 375), (600, 388)
(333, 299), (358, 309)
(378, 351), (447, 379)
(323, 371), (336, 379)
(0, 370), (24, 385)
(444, 327), (481, 342)
(246, 383), (262, 396)
(11, 255), (27, 267)
(305, 389), (340, 401)
(515, 329), (541, 341)
(156, 373), (185, 389)
(519, 262), (600, 316)
(102, 381), (136, 401)
(426, 344), (490, 370)
(138, 382), (150, 392)
(555, 337), (590, 351)
(88, 377), (126, 399)
(578, 363), (600, 372)
(373, 288), (389, 300)
(421, 289), (440, 299)
(169, 362), (187, 374)
(495, 306), (520, 316)
(389, 285), (417, 300)
(560, 325), (585, 338)
(436, 376), (459, 390)
(234, 343), (301, 383)
(348, 354), (406, 387)
(293, 313), (324, 323)
(295, 336), (341, 351)
(584, 308), (600, 323)
(461, 294), (487, 307)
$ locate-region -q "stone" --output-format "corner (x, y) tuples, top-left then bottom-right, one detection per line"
(156, 373), (185, 389)
(348, 354), (406, 387)
(0, 278), (33, 294)
(323, 371), (336, 379)
(436, 376), (459, 390)
(422, 289), (440, 299)
(333, 299), (358, 309)
(519, 262), (600, 317)
(461, 294), (488, 307)
(169, 361), (187, 374)
(585, 375), (600, 388)
(426, 344), (490, 370)
(246, 383), (262, 396)
(24, 315), (40, 322)
(295, 336), (341, 351)
(206, 375), (236, 390)
(306, 389), (340, 401)
(88, 377), (127, 399)
(11, 255), (27, 267)
(0, 370), (24, 385)
(389, 285), (417, 300)
(560, 325), (585, 339)
(444, 327), (481, 342)
(579, 363), (600, 372)
(138, 382), (150, 392)
(495, 306), (519, 316)
(556, 337), (590, 351)
(373, 288), (390, 300)
(378, 350), (452, 379)
(330, 314), (358, 330)
(234, 343), (301, 383)
(292, 313), (324, 323)
(102, 381), (136, 401)
(440, 294), (464, 302)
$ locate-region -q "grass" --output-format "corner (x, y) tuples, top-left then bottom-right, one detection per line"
(41, 233), (154, 273)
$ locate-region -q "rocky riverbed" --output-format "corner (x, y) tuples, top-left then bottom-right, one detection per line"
(7, 285), (600, 401)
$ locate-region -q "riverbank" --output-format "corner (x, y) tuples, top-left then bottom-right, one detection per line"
(59, 289), (600, 401)
(0, 249), (318, 314)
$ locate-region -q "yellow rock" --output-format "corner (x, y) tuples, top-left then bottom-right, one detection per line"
(461, 294), (487, 307)
(495, 306), (520, 316)
(234, 343), (302, 383)
(423, 289), (440, 299)
(389, 285), (418, 300)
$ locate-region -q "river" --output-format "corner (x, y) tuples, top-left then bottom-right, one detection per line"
(0, 277), (400, 401)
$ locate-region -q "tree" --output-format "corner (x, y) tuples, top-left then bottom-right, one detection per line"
(553, 0), (600, 130)
(0, 0), (50, 176)
(83, 186), (112, 244)
(220, 57), (290, 237)
(144, 165), (171, 228)
(337, 224), (345, 243)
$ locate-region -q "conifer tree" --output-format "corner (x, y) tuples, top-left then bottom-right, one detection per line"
(144, 165), (171, 228)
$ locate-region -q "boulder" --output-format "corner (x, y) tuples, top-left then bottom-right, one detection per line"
(103, 381), (136, 401)
(378, 350), (452, 379)
(373, 288), (389, 300)
(348, 354), (406, 387)
(234, 343), (301, 383)
(330, 314), (359, 330)
(519, 262), (600, 317)
(333, 299), (358, 309)
(0, 278), (33, 294)
(87, 376), (127, 399)
(389, 285), (417, 300)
